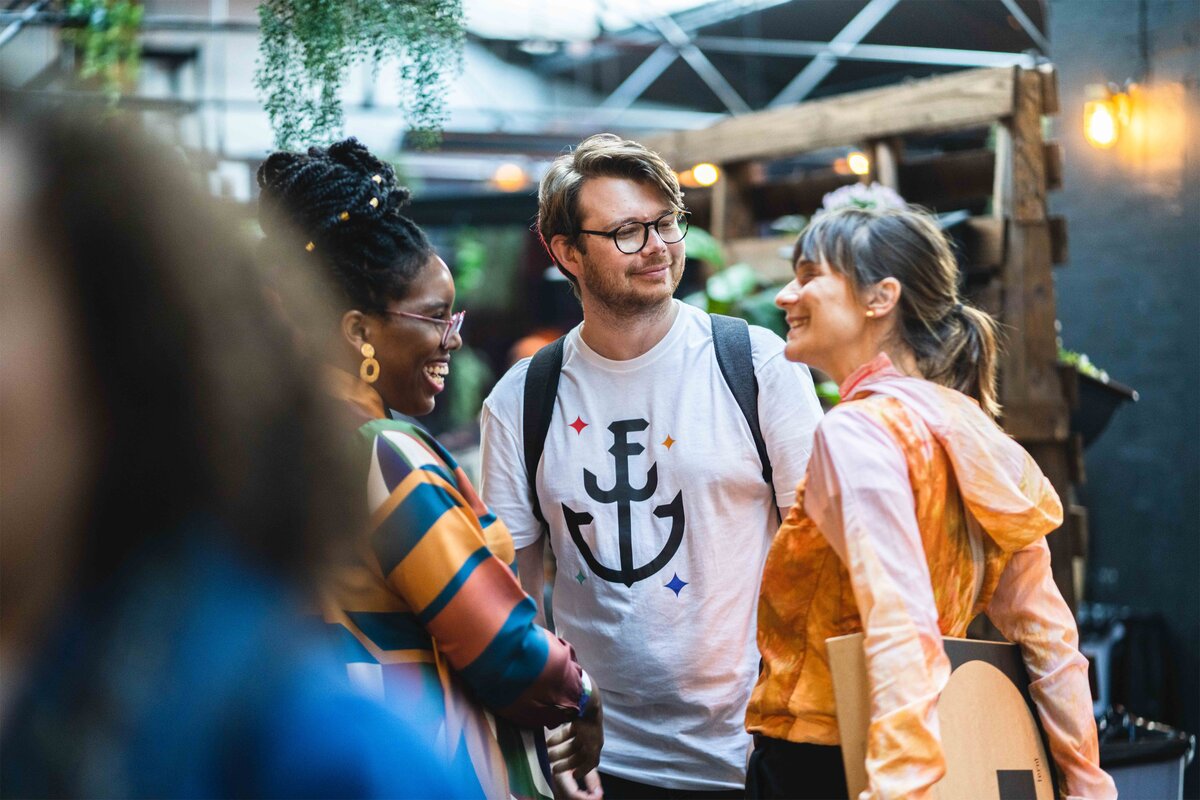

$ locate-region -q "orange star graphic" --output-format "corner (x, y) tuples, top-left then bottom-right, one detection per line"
(662, 435), (675, 449)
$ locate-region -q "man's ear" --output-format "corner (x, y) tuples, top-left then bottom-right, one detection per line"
(549, 234), (582, 284)
(865, 277), (902, 318)
(340, 309), (370, 352)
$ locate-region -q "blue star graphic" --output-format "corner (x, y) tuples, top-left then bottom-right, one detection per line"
(665, 573), (688, 596)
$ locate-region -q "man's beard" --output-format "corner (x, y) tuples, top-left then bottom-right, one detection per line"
(577, 254), (684, 317)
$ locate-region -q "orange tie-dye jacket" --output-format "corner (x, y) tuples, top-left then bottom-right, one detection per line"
(746, 354), (1115, 800)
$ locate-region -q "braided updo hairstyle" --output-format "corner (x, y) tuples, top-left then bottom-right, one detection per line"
(257, 137), (433, 313)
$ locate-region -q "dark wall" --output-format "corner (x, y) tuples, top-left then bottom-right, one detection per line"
(1048, 0), (1199, 793)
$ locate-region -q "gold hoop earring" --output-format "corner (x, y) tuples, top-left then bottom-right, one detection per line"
(359, 343), (380, 384)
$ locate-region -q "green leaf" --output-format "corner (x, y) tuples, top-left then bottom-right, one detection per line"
(255, 0), (465, 150)
(705, 263), (758, 304)
(683, 225), (725, 268)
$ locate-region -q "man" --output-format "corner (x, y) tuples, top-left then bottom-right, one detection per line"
(479, 134), (822, 797)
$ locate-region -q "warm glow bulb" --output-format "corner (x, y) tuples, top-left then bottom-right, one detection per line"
(847, 151), (870, 175)
(492, 162), (528, 192)
(692, 162), (720, 186)
(1084, 100), (1119, 149)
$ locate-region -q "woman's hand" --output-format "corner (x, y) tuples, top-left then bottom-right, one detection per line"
(547, 685), (604, 800)
(551, 767), (602, 800)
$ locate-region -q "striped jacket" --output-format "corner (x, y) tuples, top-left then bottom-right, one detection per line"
(324, 369), (584, 799)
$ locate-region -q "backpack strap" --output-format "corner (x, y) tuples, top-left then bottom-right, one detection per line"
(522, 335), (566, 527)
(710, 313), (774, 489)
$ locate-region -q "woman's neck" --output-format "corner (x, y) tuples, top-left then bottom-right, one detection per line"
(825, 337), (921, 386)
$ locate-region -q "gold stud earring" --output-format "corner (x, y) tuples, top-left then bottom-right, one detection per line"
(339, 211), (350, 221)
(865, 310), (876, 318)
(305, 241), (316, 252)
(360, 343), (380, 384)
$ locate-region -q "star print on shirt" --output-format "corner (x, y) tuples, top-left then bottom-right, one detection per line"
(575, 569), (587, 584)
(569, 416), (588, 434)
(665, 573), (688, 596)
(662, 435), (675, 449)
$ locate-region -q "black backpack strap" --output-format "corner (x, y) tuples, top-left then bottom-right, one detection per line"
(710, 314), (774, 490)
(522, 336), (566, 527)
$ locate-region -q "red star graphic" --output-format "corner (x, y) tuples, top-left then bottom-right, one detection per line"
(569, 416), (588, 434)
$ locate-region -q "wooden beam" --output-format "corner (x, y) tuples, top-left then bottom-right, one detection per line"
(871, 137), (902, 190)
(711, 162), (757, 241)
(1024, 442), (1077, 612)
(1002, 403), (1071, 443)
(643, 67), (1017, 168)
(750, 171), (859, 219)
(1010, 69), (1048, 223)
(1038, 63), (1059, 115)
(1049, 215), (1069, 265)
(998, 220), (1066, 437)
(899, 148), (996, 210)
(1044, 141), (1064, 191)
(954, 216), (1006, 275)
(966, 276), (1004, 317)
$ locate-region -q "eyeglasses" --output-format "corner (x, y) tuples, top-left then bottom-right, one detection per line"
(578, 211), (689, 255)
(385, 309), (466, 349)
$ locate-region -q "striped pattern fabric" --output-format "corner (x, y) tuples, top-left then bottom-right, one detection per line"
(323, 372), (583, 800)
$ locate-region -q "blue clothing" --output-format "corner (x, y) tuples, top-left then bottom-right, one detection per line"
(0, 535), (477, 799)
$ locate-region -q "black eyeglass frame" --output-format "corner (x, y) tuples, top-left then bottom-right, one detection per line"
(577, 211), (690, 255)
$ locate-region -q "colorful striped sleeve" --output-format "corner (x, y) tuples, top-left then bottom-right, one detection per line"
(364, 423), (583, 728)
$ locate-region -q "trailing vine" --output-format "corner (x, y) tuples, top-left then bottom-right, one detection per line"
(59, 0), (144, 102)
(255, 0), (465, 150)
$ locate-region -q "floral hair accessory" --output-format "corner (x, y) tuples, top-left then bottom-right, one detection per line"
(820, 182), (907, 213)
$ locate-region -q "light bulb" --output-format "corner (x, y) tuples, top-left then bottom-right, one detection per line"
(1084, 100), (1119, 149)
(847, 151), (870, 176)
(492, 162), (528, 192)
(692, 162), (720, 186)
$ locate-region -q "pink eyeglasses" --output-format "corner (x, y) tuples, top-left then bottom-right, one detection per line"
(385, 309), (466, 349)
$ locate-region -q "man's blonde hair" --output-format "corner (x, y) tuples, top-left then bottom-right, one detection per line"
(537, 133), (684, 295)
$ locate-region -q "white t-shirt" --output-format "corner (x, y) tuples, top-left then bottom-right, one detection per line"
(479, 301), (822, 790)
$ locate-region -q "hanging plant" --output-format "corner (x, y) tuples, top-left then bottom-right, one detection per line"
(255, 0), (465, 150)
(59, 0), (144, 102)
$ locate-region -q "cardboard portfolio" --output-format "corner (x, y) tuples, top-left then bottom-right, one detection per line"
(827, 633), (1057, 800)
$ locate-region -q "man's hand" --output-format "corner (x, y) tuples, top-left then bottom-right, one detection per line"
(546, 684), (604, 800)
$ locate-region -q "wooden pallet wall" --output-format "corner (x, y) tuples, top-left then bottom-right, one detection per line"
(644, 66), (1086, 610)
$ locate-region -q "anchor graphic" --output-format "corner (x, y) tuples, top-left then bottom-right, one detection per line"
(562, 419), (685, 587)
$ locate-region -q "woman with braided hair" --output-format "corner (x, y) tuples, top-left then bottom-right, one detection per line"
(745, 206), (1114, 799)
(257, 138), (603, 800)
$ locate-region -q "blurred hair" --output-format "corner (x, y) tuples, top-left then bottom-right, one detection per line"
(256, 138), (434, 313)
(795, 206), (1003, 417)
(537, 133), (684, 297)
(4, 98), (358, 587)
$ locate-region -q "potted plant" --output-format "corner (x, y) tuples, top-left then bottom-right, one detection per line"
(59, 0), (144, 102)
(255, 0), (465, 149)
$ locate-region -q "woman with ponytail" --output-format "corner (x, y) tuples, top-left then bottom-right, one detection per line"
(745, 206), (1114, 800)
(257, 138), (602, 800)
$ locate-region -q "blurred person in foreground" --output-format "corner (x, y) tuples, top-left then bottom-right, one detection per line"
(256, 138), (603, 800)
(746, 205), (1116, 799)
(0, 104), (464, 796)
